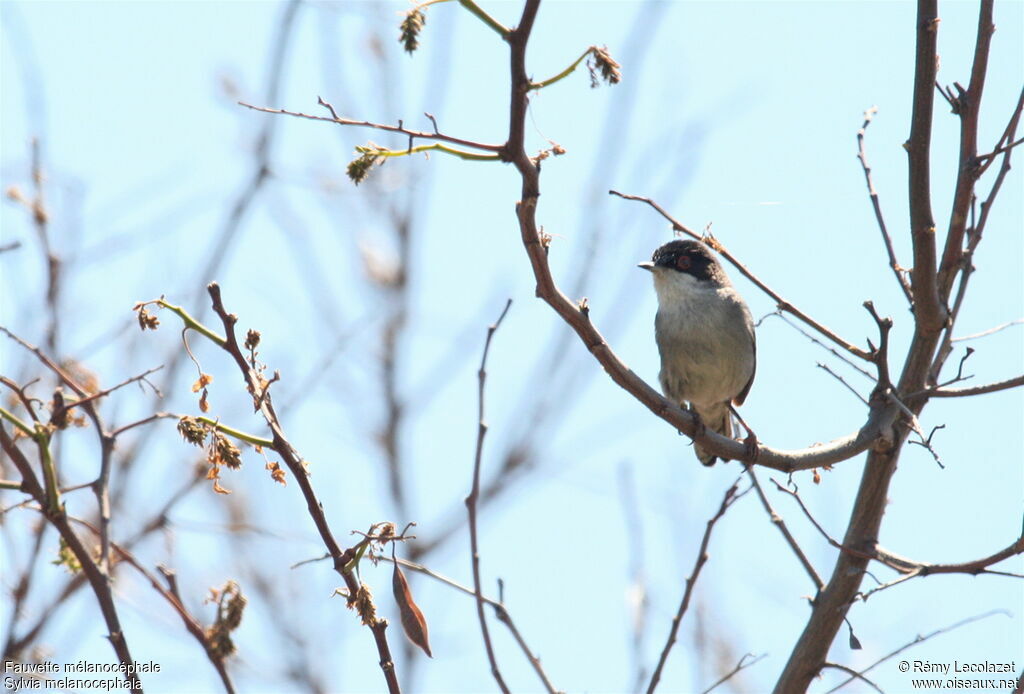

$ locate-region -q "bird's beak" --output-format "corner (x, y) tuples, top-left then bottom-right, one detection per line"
(637, 261), (655, 272)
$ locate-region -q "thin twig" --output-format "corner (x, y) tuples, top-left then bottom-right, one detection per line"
(747, 468), (824, 592)
(857, 107), (913, 305)
(0, 426), (140, 691)
(825, 610), (1010, 693)
(67, 516), (237, 694)
(238, 99), (503, 153)
(646, 479), (747, 694)
(874, 536), (1024, 578)
(952, 318), (1024, 341)
(925, 374), (1024, 398)
(700, 653), (767, 694)
(765, 311), (876, 383)
(822, 663), (885, 693)
(817, 363), (869, 406)
(465, 299), (513, 694)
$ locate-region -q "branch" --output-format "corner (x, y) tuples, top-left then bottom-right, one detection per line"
(770, 479), (879, 566)
(863, 301), (894, 395)
(238, 99), (503, 154)
(465, 299), (513, 694)
(57, 365), (164, 415)
(0, 426), (141, 692)
(857, 107), (913, 305)
(821, 663), (884, 694)
(68, 517), (236, 694)
(497, 8), (900, 470)
(936, 0), (995, 303)
(747, 468), (824, 592)
(701, 653), (767, 694)
(930, 87), (1021, 387)
(530, 47), (593, 90)
(905, 0), (945, 333)
(458, 0), (509, 37)
(608, 190), (872, 362)
(952, 318), (1024, 341)
(874, 536), (1024, 578)
(197, 283), (401, 694)
(925, 374), (1024, 398)
(376, 556), (559, 694)
(825, 610), (1010, 693)
(646, 480), (747, 694)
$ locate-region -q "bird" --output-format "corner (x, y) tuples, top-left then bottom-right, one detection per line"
(639, 239), (756, 466)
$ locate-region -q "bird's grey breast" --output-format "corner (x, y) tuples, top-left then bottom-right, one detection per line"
(655, 285), (754, 408)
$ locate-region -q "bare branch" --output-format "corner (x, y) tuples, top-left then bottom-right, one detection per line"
(936, 0), (995, 303)
(817, 363), (869, 406)
(825, 611), (1010, 693)
(701, 653), (767, 694)
(857, 107), (913, 305)
(465, 299), (513, 694)
(68, 516), (237, 694)
(57, 365), (164, 415)
(874, 536), (1024, 578)
(238, 99), (503, 153)
(926, 374), (1024, 398)
(747, 468), (824, 592)
(822, 663), (885, 694)
(646, 480), (747, 694)
(905, 0), (945, 332)
(952, 318), (1024, 342)
(0, 426), (140, 691)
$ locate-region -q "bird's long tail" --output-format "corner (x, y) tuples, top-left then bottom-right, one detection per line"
(694, 404), (732, 467)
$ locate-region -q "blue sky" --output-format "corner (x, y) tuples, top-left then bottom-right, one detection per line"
(2, 1), (1022, 692)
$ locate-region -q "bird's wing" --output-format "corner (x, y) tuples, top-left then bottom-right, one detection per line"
(733, 312), (756, 406)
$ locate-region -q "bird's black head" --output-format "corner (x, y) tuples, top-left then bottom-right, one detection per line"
(641, 239), (728, 285)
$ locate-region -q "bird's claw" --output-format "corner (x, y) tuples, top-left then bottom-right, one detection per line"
(690, 408), (706, 442)
(742, 432), (759, 465)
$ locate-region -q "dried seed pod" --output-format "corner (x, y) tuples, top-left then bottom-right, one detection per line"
(392, 562), (432, 657)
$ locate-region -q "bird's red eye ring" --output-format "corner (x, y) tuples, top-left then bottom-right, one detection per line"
(675, 255), (692, 271)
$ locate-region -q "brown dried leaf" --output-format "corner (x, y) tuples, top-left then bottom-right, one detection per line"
(212, 479), (232, 495)
(393, 562), (432, 657)
(265, 461), (287, 486)
(192, 373), (213, 392)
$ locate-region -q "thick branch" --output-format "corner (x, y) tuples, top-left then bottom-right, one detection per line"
(905, 0), (945, 333)
(773, 3), (950, 690)
(936, 0), (994, 302)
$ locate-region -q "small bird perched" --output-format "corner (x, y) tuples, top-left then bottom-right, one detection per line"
(639, 239), (756, 466)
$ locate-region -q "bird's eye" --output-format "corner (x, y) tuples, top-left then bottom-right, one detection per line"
(675, 255), (692, 271)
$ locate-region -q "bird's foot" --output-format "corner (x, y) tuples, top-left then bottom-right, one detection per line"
(742, 432), (760, 466)
(689, 408), (706, 442)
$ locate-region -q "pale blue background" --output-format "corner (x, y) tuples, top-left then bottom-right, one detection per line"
(1, 1), (1022, 693)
